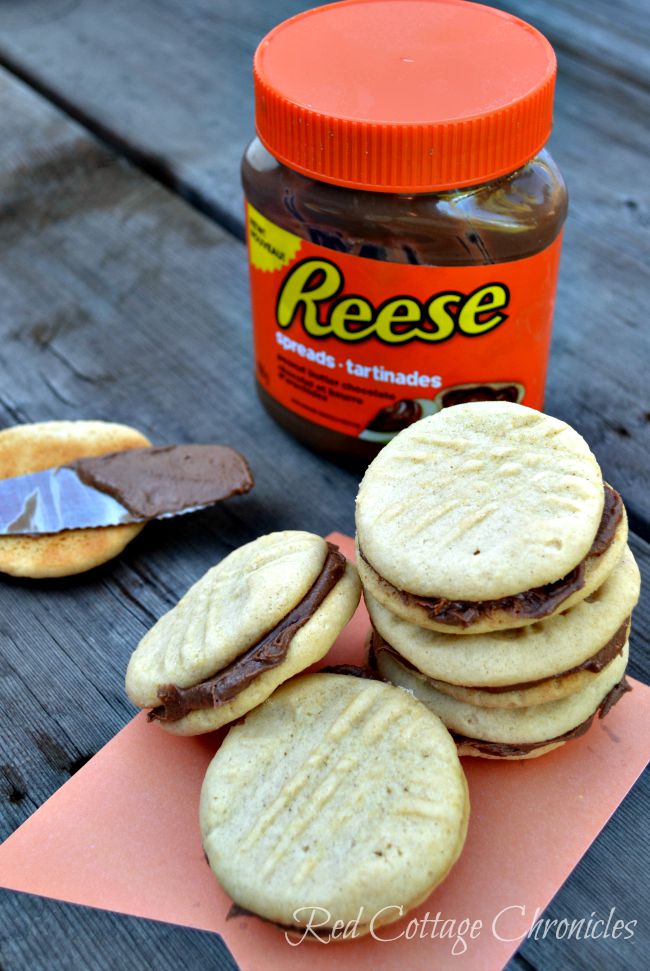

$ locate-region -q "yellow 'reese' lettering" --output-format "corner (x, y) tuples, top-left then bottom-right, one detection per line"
(375, 299), (422, 343)
(423, 293), (460, 342)
(276, 259), (342, 337)
(330, 298), (374, 341)
(276, 259), (509, 344)
(458, 284), (509, 334)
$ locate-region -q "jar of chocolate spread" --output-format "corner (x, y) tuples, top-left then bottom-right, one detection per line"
(242, 0), (567, 459)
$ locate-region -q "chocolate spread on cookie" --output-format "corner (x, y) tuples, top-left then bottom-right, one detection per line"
(150, 543), (346, 723)
(407, 565), (587, 629)
(370, 629), (631, 756)
(71, 444), (253, 519)
(370, 632), (632, 755)
(370, 618), (629, 695)
(361, 484), (623, 628)
(452, 678), (632, 757)
(589, 483), (623, 556)
(597, 676), (633, 719)
(467, 617), (630, 693)
(320, 663), (377, 679)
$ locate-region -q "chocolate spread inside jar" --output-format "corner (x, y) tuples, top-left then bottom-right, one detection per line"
(243, 1), (568, 460)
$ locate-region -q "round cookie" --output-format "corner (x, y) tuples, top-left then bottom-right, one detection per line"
(366, 545), (640, 707)
(126, 532), (361, 735)
(405, 625), (629, 709)
(371, 624), (629, 710)
(357, 503), (627, 635)
(355, 402), (605, 600)
(376, 641), (629, 760)
(200, 673), (469, 935)
(0, 420), (151, 578)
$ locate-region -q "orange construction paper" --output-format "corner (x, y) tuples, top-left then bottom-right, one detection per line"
(1, 532), (649, 971)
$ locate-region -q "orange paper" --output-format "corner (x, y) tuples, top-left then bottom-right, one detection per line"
(1, 532), (649, 971)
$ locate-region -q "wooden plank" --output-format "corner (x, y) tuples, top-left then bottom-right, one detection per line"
(0, 0), (646, 236)
(0, 1), (646, 236)
(0, 890), (238, 971)
(495, 0), (650, 89)
(0, 68), (358, 971)
(0, 2), (648, 524)
(0, 65), (359, 839)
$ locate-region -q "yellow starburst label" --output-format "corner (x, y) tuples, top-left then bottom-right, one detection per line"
(246, 203), (303, 272)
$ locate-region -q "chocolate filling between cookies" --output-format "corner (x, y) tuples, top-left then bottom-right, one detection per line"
(463, 618), (629, 692)
(370, 618), (629, 694)
(361, 484), (622, 628)
(149, 542), (346, 723)
(451, 679), (632, 757)
(369, 633), (632, 757)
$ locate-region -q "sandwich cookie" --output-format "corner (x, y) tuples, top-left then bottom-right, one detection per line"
(0, 420), (151, 578)
(356, 403), (625, 634)
(126, 531), (361, 735)
(200, 673), (469, 936)
(366, 546), (640, 709)
(375, 641), (631, 760)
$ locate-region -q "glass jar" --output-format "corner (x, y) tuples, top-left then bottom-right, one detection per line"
(243, 0), (568, 460)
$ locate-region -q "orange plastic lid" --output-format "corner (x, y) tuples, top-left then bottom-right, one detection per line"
(253, 0), (557, 193)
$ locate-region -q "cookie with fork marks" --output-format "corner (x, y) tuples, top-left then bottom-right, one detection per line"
(200, 672), (469, 937)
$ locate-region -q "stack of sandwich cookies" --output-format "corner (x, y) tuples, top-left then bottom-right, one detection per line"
(126, 531), (361, 734)
(356, 402), (639, 759)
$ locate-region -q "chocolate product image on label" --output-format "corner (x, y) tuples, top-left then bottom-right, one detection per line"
(360, 396), (443, 444)
(365, 399), (423, 433)
(439, 383), (523, 408)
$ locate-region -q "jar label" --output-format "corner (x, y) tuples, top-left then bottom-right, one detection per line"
(246, 202), (563, 443)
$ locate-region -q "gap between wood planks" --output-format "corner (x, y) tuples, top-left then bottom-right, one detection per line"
(0, 47), (246, 244)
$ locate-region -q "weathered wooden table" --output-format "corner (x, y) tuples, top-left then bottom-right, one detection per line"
(0, 2), (648, 969)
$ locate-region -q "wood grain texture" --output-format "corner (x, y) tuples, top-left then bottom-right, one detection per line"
(0, 1), (647, 522)
(0, 890), (239, 971)
(0, 67), (355, 971)
(0, 0), (648, 967)
(492, 0), (650, 90)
